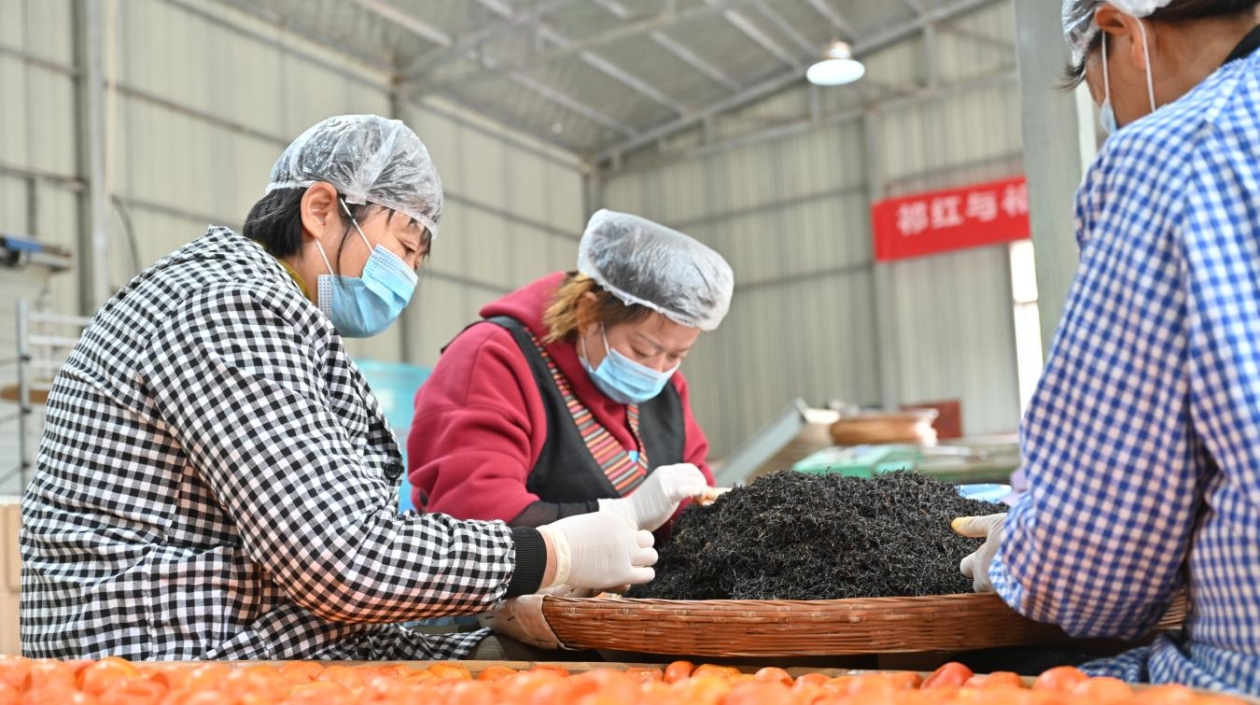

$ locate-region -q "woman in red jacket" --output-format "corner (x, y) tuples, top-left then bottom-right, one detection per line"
(408, 209), (733, 531)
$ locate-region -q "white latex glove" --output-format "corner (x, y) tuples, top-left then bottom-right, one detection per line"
(478, 595), (566, 650)
(537, 512), (656, 590)
(952, 513), (1007, 593)
(598, 463), (710, 531)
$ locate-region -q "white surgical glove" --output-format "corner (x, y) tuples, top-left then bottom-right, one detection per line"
(598, 463), (710, 531)
(952, 513), (1007, 593)
(479, 595), (566, 650)
(537, 512), (656, 590)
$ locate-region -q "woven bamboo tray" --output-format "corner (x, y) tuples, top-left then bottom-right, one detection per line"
(541, 593), (1189, 657)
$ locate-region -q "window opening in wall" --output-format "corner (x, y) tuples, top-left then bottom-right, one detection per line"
(1009, 240), (1044, 412)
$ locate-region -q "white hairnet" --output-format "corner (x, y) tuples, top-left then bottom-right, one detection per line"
(266, 115), (443, 237)
(1064, 0), (1175, 64)
(577, 209), (734, 332)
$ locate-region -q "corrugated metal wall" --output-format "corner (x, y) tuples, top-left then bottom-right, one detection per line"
(399, 100), (585, 368)
(0, 0), (586, 492)
(599, 1), (1022, 457)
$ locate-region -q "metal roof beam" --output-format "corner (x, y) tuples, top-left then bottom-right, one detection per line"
(422, 0), (685, 115)
(539, 28), (686, 112)
(649, 31), (742, 91)
(801, 0), (858, 40)
(416, 0), (763, 90)
(902, 0), (928, 16)
(752, 0), (819, 57)
(510, 74), (636, 136)
(403, 0), (581, 78)
(705, 0), (800, 67)
(596, 0), (1003, 163)
(588, 0), (742, 94)
(367, 0), (633, 138)
(347, 0), (452, 47)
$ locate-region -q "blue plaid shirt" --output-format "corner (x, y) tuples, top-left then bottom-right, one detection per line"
(991, 47), (1260, 694)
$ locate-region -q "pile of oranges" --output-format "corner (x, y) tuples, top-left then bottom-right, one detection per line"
(0, 655), (1249, 705)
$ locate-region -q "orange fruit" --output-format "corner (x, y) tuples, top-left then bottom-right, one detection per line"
(0, 657), (32, 690)
(77, 658), (142, 697)
(752, 668), (794, 687)
(426, 664), (472, 681)
(923, 663), (974, 689)
(965, 672), (1025, 690)
(663, 662), (695, 684)
(314, 665), (364, 690)
(1132, 684), (1197, 705)
(692, 665), (742, 681)
(476, 666), (518, 682)
(623, 667), (664, 684)
(721, 681), (795, 705)
(1069, 676), (1132, 704)
(277, 662), (324, 684)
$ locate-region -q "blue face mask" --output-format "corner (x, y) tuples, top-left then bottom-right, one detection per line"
(580, 326), (678, 405)
(314, 201), (418, 338)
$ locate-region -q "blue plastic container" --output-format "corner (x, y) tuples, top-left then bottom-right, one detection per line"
(354, 360), (431, 513)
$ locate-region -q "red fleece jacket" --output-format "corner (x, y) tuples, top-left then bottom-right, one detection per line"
(408, 272), (714, 522)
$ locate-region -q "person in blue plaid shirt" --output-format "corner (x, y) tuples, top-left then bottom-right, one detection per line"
(952, 0), (1260, 694)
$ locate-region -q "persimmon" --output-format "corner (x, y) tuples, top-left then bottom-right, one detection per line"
(427, 663), (472, 681)
(691, 665), (742, 680)
(923, 663), (974, 689)
(1069, 676), (1133, 704)
(623, 667), (664, 684)
(722, 681), (796, 705)
(753, 667), (794, 686)
(24, 661), (76, 692)
(1133, 684), (1198, 705)
(0, 657), (31, 690)
(477, 666), (518, 682)
(76, 658), (142, 698)
(669, 675), (731, 705)
(662, 661), (695, 684)
(965, 673), (1024, 690)
(793, 673), (830, 688)
(528, 665), (571, 678)
(96, 678), (166, 705)
(1030, 667), (1089, 692)
(276, 662), (324, 684)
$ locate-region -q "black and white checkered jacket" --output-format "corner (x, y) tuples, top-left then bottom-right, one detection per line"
(21, 227), (525, 660)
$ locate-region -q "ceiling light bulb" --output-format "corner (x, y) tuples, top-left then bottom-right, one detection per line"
(807, 41), (865, 86)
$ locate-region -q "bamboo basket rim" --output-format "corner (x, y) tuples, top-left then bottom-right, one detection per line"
(540, 592), (1189, 657)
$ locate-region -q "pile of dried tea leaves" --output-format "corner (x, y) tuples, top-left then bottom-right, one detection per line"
(631, 471), (1001, 600)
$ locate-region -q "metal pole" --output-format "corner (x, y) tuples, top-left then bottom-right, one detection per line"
(16, 300), (31, 488)
(1012, 0), (1091, 355)
(73, 0), (111, 315)
(864, 111), (900, 411)
(390, 80), (420, 366)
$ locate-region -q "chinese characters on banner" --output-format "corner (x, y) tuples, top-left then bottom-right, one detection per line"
(871, 176), (1030, 262)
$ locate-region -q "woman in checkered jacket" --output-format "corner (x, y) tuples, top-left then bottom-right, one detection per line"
(18, 115), (657, 661)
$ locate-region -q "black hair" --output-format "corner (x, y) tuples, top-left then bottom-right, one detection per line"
(1061, 0), (1260, 88)
(242, 187), (430, 274)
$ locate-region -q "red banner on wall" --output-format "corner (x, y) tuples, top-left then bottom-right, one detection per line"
(871, 176), (1030, 262)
